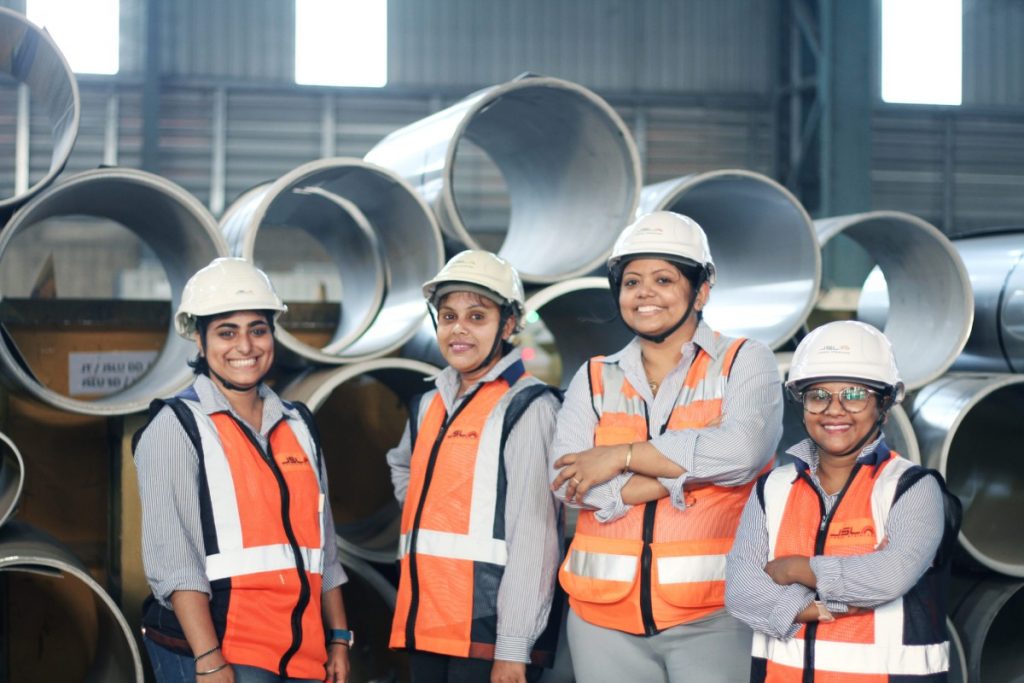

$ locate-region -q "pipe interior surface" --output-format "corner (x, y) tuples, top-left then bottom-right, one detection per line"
(817, 211), (973, 390)
(281, 359), (439, 563)
(221, 159), (442, 363)
(911, 374), (1024, 576)
(366, 76), (640, 284)
(952, 579), (1024, 683)
(0, 7), (80, 210)
(522, 277), (632, 389)
(0, 521), (144, 681)
(639, 171), (820, 350)
(0, 168), (226, 415)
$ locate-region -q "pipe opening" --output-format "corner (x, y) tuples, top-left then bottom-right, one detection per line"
(0, 168), (225, 415)
(367, 76), (640, 284)
(0, 7), (80, 211)
(221, 159), (442, 363)
(0, 431), (25, 528)
(640, 171), (820, 349)
(450, 139), (510, 253)
(952, 580), (1024, 682)
(817, 211), (973, 390)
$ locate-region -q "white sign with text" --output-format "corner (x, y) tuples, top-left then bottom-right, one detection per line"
(69, 351), (159, 396)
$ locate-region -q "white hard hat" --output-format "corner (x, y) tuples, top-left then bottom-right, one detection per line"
(174, 257), (287, 340)
(786, 321), (905, 404)
(422, 250), (526, 331)
(607, 211), (716, 287)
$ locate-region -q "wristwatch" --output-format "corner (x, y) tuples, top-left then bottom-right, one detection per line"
(327, 628), (355, 647)
(813, 600), (835, 623)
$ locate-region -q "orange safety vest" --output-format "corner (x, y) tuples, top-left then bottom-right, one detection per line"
(559, 334), (760, 635)
(141, 390), (329, 680)
(753, 446), (950, 681)
(391, 361), (557, 665)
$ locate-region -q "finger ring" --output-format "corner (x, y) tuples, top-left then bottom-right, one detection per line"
(571, 477), (581, 486)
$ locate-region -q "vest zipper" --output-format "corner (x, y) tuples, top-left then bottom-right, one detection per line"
(639, 404), (659, 636)
(236, 416), (311, 678)
(799, 463), (862, 682)
(405, 387), (481, 650)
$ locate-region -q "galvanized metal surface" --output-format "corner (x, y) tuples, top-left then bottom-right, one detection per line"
(366, 75), (641, 284)
(0, 521), (144, 682)
(0, 6), (79, 211)
(0, 431), (23, 528)
(950, 233), (1024, 373)
(951, 579), (1024, 683)
(910, 373), (1024, 578)
(640, 170), (821, 350)
(0, 167), (227, 415)
(817, 211), (973, 391)
(221, 158), (442, 363)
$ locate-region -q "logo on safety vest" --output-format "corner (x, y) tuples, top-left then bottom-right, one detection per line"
(276, 452), (310, 470)
(829, 524), (874, 538)
(447, 429), (479, 440)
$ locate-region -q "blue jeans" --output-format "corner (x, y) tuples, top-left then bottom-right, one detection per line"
(144, 638), (320, 683)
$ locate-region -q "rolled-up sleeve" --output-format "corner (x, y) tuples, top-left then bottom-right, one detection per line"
(549, 363), (634, 522)
(651, 340), (783, 509)
(386, 421), (413, 505)
(135, 408), (212, 606)
(319, 452), (348, 592)
(726, 487), (815, 640)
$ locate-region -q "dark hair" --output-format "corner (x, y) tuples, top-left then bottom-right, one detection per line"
(187, 310), (276, 376)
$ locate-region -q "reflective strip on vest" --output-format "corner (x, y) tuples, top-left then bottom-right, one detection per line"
(181, 400), (325, 578)
(207, 545), (325, 582)
(398, 530), (507, 565)
(403, 379), (541, 565)
(566, 548), (637, 583)
(752, 633), (950, 675)
(758, 455), (947, 677)
(656, 554), (727, 584)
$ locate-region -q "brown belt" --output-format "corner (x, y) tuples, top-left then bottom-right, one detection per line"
(142, 626), (192, 656)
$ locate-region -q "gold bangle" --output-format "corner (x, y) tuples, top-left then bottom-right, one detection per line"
(196, 662), (229, 676)
(623, 443), (633, 473)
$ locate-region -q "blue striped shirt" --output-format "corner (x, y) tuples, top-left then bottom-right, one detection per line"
(724, 437), (944, 640)
(135, 374), (347, 608)
(549, 320), (783, 520)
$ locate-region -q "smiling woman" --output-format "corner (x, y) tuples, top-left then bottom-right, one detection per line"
(133, 258), (354, 683)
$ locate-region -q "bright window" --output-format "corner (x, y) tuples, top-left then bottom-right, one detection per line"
(295, 0), (388, 87)
(27, 0), (120, 75)
(881, 0), (961, 105)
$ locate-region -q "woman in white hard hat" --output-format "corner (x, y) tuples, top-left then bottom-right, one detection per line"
(549, 211), (783, 682)
(386, 250), (562, 683)
(725, 320), (961, 682)
(134, 257), (351, 683)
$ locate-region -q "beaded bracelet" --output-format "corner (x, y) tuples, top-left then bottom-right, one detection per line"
(196, 662), (229, 676)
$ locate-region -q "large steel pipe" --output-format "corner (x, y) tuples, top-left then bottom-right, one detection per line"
(638, 170), (821, 350)
(910, 373), (1024, 577)
(816, 211), (973, 391)
(951, 579), (1024, 682)
(0, 7), (79, 212)
(281, 358), (440, 564)
(950, 233), (1024, 373)
(365, 75), (641, 284)
(0, 430), (24, 528)
(0, 168), (226, 415)
(221, 158), (443, 363)
(521, 277), (632, 389)
(0, 521), (144, 681)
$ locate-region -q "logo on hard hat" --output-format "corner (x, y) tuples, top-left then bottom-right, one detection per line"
(817, 344), (851, 354)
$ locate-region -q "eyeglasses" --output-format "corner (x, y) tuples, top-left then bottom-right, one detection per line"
(801, 386), (878, 414)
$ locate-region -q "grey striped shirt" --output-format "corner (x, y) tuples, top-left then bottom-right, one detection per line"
(134, 374), (347, 609)
(724, 437), (944, 640)
(385, 348), (562, 664)
(549, 321), (783, 520)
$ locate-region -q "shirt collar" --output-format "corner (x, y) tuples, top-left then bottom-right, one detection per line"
(600, 319), (719, 366)
(191, 373), (292, 435)
(786, 434), (889, 472)
(435, 347), (525, 397)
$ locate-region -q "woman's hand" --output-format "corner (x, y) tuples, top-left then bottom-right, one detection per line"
(325, 642), (350, 682)
(764, 555), (816, 589)
(552, 445), (628, 499)
(491, 659), (527, 683)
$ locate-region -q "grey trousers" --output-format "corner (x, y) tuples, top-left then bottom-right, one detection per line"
(567, 608), (753, 683)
